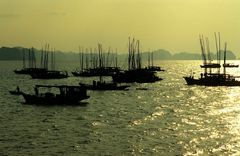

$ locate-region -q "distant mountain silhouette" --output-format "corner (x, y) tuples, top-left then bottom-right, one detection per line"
(0, 46), (237, 61)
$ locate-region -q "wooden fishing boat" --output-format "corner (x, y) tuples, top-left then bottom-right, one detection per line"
(145, 52), (165, 72)
(184, 33), (240, 86)
(22, 85), (89, 105)
(72, 45), (120, 77)
(112, 37), (163, 83)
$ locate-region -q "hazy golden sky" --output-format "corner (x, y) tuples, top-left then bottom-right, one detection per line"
(0, 0), (240, 54)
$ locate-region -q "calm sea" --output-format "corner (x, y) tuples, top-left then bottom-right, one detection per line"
(1, 60), (240, 155)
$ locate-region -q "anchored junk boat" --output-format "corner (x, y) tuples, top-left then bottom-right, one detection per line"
(22, 85), (89, 105)
(184, 33), (240, 86)
(145, 51), (165, 72)
(112, 37), (162, 83)
(72, 46), (120, 77)
(29, 44), (68, 79)
(14, 48), (47, 74)
(79, 43), (130, 90)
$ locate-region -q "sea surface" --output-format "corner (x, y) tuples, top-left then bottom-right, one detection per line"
(1, 60), (240, 155)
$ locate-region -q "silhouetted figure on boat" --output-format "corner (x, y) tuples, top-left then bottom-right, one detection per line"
(9, 86), (23, 95)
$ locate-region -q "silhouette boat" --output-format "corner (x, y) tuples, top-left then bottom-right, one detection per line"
(78, 44), (130, 90)
(72, 67), (120, 77)
(72, 45), (120, 77)
(79, 80), (129, 90)
(29, 44), (68, 79)
(184, 33), (240, 86)
(14, 48), (46, 74)
(113, 69), (162, 83)
(21, 85), (89, 105)
(112, 37), (162, 83)
(145, 51), (165, 72)
(184, 73), (240, 86)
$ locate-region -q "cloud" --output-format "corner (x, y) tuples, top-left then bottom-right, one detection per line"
(0, 14), (20, 19)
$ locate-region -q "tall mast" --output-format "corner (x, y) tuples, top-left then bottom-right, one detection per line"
(98, 43), (103, 82)
(41, 48), (43, 68)
(199, 35), (207, 74)
(137, 40), (141, 69)
(128, 37), (131, 70)
(214, 32), (219, 64)
(148, 51), (150, 67)
(151, 51), (153, 67)
(115, 48), (118, 68)
(205, 37), (211, 63)
(90, 48), (93, 68)
(223, 42), (227, 76)
(22, 49), (26, 69)
(205, 37), (212, 74)
(81, 47), (84, 72)
(85, 48), (89, 69)
(54, 48), (56, 70)
(131, 38), (135, 70)
(32, 47), (36, 68)
(218, 32), (221, 74)
(78, 46), (81, 71)
(51, 48), (54, 70)
(28, 48), (31, 68)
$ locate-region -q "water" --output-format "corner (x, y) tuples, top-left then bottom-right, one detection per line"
(1, 60), (240, 155)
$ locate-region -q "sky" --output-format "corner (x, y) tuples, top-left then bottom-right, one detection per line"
(0, 0), (240, 54)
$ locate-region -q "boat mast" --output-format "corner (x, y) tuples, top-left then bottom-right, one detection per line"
(223, 42), (227, 76)
(199, 35), (207, 75)
(22, 49), (26, 69)
(81, 47), (84, 72)
(128, 37), (131, 70)
(205, 37), (212, 74)
(218, 32), (221, 74)
(137, 40), (141, 69)
(41, 47), (44, 68)
(28, 48), (31, 68)
(98, 43), (103, 82)
(151, 51), (153, 67)
(131, 38), (136, 70)
(32, 47), (36, 68)
(53, 48), (56, 71)
(214, 32), (220, 74)
(90, 48), (93, 68)
(115, 48), (118, 68)
(148, 51), (150, 68)
(78, 46), (81, 72)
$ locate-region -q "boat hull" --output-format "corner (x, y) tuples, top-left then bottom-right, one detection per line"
(9, 91), (23, 95)
(112, 69), (162, 83)
(184, 76), (240, 86)
(30, 71), (68, 79)
(72, 67), (120, 77)
(80, 83), (129, 90)
(22, 94), (90, 105)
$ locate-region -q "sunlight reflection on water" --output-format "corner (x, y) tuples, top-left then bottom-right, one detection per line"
(1, 60), (240, 155)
